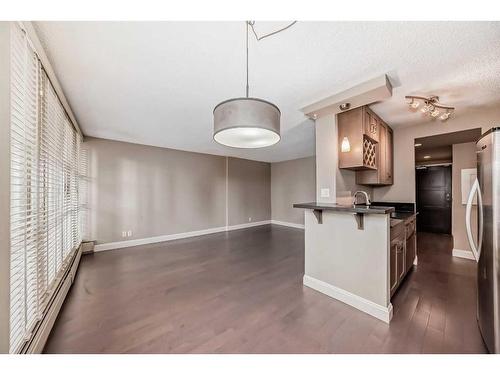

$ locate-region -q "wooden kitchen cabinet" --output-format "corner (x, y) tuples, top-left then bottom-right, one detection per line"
(364, 109), (380, 143)
(337, 105), (393, 181)
(337, 106), (378, 170)
(355, 109), (393, 185)
(390, 239), (400, 296)
(405, 217), (417, 272)
(390, 214), (417, 297)
(390, 236), (406, 297)
(397, 239), (405, 281)
(385, 127), (393, 184)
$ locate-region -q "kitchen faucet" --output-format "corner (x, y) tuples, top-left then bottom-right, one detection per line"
(353, 191), (371, 207)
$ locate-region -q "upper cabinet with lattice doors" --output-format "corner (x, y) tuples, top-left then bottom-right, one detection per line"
(337, 106), (394, 185)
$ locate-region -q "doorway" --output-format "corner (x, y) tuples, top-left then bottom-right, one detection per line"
(414, 128), (482, 236)
(416, 165), (452, 234)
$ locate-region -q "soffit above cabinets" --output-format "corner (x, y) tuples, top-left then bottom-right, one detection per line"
(34, 21), (500, 162)
(414, 128), (482, 150)
(415, 145), (452, 163)
(301, 74), (392, 120)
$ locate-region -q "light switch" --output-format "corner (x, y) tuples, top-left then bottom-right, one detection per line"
(320, 188), (330, 198)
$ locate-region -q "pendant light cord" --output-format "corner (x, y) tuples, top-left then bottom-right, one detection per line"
(244, 20), (297, 99)
(246, 21), (249, 98)
(248, 21), (297, 41)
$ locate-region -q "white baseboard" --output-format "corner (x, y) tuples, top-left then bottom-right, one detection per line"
(226, 220), (271, 231)
(303, 275), (393, 323)
(94, 220), (271, 252)
(271, 220), (305, 229)
(452, 248), (475, 260)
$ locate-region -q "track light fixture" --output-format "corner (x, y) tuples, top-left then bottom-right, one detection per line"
(405, 95), (454, 122)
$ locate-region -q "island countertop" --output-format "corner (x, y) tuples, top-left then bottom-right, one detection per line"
(293, 202), (395, 214)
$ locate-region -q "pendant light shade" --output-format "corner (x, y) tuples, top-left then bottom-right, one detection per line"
(213, 97), (281, 148)
(212, 21), (296, 149)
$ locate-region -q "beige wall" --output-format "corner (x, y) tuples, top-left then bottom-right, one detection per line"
(315, 115), (336, 203)
(0, 21), (11, 353)
(336, 168), (374, 205)
(228, 157), (271, 226)
(83, 137), (272, 244)
(372, 106), (500, 203)
(452, 142), (478, 253)
(271, 157), (316, 225)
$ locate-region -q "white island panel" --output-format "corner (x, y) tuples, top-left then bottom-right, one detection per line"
(303, 209), (392, 322)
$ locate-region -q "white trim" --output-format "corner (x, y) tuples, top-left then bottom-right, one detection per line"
(227, 220), (271, 231)
(303, 275), (393, 323)
(452, 248), (476, 260)
(94, 220), (272, 252)
(271, 220), (305, 229)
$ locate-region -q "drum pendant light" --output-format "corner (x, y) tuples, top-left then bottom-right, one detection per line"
(213, 21), (282, 148)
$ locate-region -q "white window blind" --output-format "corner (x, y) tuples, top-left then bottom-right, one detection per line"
(10, 21), (40, 354)
(9, 23), (82, 354)
(78, 148), (90, 240)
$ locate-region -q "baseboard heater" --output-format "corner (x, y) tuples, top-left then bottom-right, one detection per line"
(20, 244), (83, 354)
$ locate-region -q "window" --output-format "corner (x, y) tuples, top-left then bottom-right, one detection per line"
(9, 22), (82, 353)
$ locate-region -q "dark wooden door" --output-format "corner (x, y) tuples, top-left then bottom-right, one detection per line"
(416, 166), (452, 234)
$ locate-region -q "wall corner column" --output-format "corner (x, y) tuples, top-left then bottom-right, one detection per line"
(315, 114), (337, 203)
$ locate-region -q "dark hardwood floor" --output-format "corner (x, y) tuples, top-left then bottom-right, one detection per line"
(43, 225), (487, 353)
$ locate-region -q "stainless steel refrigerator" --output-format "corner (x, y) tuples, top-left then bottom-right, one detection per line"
(466, 127), (500, 353)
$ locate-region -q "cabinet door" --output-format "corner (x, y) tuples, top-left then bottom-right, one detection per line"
(338, 107), (365, 169)
(385, 127), (393, 184)
(378, 123), (387, 183)
(364, 110), (380, 143)
(405, 233), (416, 272)
(405, 218), (415, 240)
(397, 240), (405, 281)
(390, 241), (398, 295)
(355, 109), (394, 186)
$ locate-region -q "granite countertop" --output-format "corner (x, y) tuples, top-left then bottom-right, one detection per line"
(390, 212), (417, 220)
(293, 202), (395, 214)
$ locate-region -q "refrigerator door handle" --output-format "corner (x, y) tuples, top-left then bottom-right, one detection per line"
(466, 178), (483, 262)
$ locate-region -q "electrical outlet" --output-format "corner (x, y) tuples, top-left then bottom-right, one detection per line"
(248, 217), (252, 222)
(127, 230), (132, 237)
(122, 231), (127, 238)
(320, 188), (330, 198)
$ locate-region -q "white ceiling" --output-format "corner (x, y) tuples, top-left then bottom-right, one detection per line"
(33, 21), (500, 162)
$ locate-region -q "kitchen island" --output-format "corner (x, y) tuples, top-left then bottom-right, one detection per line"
(293, 202), (397, 322)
